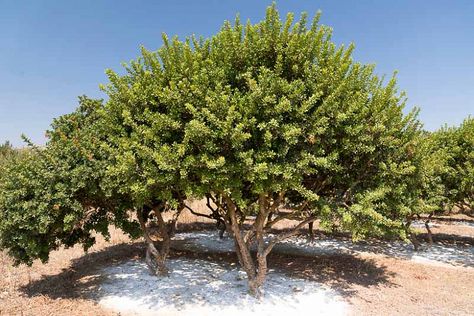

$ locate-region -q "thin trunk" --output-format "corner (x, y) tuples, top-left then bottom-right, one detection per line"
(409, 232), (420, 251)
(267, 212), (273, 222)
(308, 222), (314, 241)
(406, 218), (420, 251)
(218, 219), (226, 239)
(204, 194), (229, 239)
(224, 196), (257, 281)
(425, 213), (433, 246)
(138, 207), (171, 276)
(225, 216), (248, 272)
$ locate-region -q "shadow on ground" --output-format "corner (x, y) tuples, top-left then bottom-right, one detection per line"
(269, 252), (396, 297)
(20, 243), (144, 300)
(417, 233), (474, 246)
(20, 240), (395, 301)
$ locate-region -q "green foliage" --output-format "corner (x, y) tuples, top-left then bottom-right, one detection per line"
(0, 141), (13, 157)
(429, 118), (474, 213)
(0, 97), (140, 265)
(101, 4), (423, 241)
(0, 4), (471, 270)
(454, 117), (474, 211)
(408, 117), (474, 220)
(411, 131), (450, 216)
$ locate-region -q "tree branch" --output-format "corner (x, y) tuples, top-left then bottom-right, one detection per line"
(263, 216), (318, 257)
(183, 203), (214, 220)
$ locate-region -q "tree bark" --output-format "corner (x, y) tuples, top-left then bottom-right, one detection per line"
(406, 218), (420, 251)
(425, 213), (433, 246)
(138, 206), (174, 276)
(222, 193), (313, 297)
(409, 232), (420, 251)
(225, 196), (257, 278)
(308, 222), (314, 241)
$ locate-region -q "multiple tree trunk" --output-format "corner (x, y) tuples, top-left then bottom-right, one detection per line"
(219, 193), (316, 297)
(138, 203), (182, 276)
(137, 196), (465, 296)
(179, 192), (319, 296)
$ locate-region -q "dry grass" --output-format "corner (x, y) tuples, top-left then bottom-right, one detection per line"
(1, 202), (474, 315)
(0, 228), (132, 316)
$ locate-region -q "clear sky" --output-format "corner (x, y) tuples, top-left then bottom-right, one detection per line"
(1, 0), (473, 146)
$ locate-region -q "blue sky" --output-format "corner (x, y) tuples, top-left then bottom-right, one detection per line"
(0, 0), (473, 146)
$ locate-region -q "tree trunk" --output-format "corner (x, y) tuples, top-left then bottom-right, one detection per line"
(223, 196), (262, 296)
(406, 218), (420, 251)
(145, 240), (169, 276)
(252, 237), (269, 297)
(155, 209), (171, 275)
(409, 232), (420, 251)
(225, 198), (256, 273)
(223, 193), (311, 297)
(224, 194), (280, 297)
(308, 222), (314, 241)
(425, 214), (433, 246)
(138, 207), (171, 276)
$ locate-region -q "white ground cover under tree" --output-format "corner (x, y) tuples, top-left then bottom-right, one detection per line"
(97, 230), (473, 315)
(98, 257), (347, 316)
(171, 231), (474, 267)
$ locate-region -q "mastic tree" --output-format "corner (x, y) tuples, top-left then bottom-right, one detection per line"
(403, 130), (450, 247)
(453, 117), (474, 214)
(193, 6), (423, 295)
(0, 96), (140, 265)
(406, 119), (474, 246)
(99, 53), (195, 275)
(101, 5), (423, 295)
(431, 118), (474, 215)
(0, 141), (16, 167)
(0, 141), (13, 157)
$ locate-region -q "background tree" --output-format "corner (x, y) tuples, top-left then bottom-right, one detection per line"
(453, 117), (474, 214)
(402, 118), (473, 247)
(0, 96), (140, 265)
(0, 141), (17, 168)
(404, 130), (449, 247)
(0, 141), (14, 157)
(431, 118), (474, 215)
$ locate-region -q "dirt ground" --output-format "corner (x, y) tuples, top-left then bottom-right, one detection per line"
(1, 210), (473, 316)
(345, 255), (473, 315)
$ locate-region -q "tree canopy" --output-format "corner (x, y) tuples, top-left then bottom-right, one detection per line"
(426, 117), (474, 214)
(98, 4), (423, 294)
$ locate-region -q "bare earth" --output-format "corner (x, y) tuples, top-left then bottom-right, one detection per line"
(1, 212), (473, 316)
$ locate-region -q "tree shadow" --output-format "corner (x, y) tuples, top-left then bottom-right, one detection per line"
(268, 252), (396, 297)
(417, 232), (474, 246)
(19, 242), (144, 301)
(19, 240), (394, 303)
(170, 247), (396, 298)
